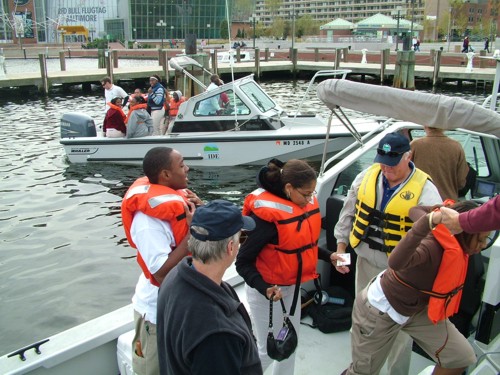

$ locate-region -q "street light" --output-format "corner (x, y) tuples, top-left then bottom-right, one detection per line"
(156, 19), (167, 49)
(88, 26), (95, 42)
(133, 28), (137, 41)
(391, 6), (405, 51)
(207, 24), (210, 46)
(447, 7), (453, 52)
(250, 14), (259, 49)
(170, 25), (174, 48)
(406, 0), (422, 46)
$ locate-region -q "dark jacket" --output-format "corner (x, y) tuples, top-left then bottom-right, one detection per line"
(157, 258), (262, 375)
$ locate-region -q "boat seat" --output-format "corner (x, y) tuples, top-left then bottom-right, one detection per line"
(320, 194), (357, 298)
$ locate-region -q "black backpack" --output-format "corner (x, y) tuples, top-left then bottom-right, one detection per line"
(303, 285), (354, 333)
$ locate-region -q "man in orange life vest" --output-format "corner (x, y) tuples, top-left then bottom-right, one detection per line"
(332, 132), (442, 375)
(345, 201), (489, 375)
(121, 147), (202, 375)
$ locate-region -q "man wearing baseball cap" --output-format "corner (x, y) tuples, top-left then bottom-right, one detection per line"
(157, 200), (263, 375)
(332, 132), (442, 375)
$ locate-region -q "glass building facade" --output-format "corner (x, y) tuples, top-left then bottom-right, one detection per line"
(129, 0), (232, 41)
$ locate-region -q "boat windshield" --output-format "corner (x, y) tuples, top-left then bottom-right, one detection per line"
(240, 81), (276, 112)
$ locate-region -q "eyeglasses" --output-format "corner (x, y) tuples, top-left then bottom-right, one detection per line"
(295, 188), (317, 199)
(239, 231), (248, 245)
(376, 148), (405, 157)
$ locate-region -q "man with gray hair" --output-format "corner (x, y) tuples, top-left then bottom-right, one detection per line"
(157, 199), (263, 375)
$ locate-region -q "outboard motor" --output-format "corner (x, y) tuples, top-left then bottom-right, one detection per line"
(60, 112), (97, 138)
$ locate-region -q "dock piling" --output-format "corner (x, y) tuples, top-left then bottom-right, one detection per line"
(59, 51), (66, 71)
(393, 50), (415, 90)
(112, 50), (119, 68)
(432, 50), (442, 87)
(38, 53), (48, 95)
(255, 48), (261, 78)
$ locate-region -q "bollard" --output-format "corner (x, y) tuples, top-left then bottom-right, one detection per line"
(23, 48), (27, 59)
(59, 51), (66, 71)
(112, 50), (119, 68)
(38, 53), (49, 95)
(314, 48), (319, 62)
(380, 48), (390, 84)
(291, 48), (298, 74)
(236, 47), (241, 63)
(361, 49), (368, 64)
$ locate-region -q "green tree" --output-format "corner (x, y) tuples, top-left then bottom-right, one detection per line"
(220, 19), (229, 40)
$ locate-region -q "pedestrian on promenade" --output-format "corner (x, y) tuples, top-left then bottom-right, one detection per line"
(485, 37), (490, 53)
(462, 36), (469, 53)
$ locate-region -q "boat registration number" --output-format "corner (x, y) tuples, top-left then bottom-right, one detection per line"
(280, 140), (310, 146)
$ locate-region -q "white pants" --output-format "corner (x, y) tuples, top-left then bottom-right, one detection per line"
(105, 128), (125, 138)
(151, 108), (165, 136)
(246, 284), (300, 375)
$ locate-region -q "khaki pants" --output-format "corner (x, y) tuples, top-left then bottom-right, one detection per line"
(347, 288), (476, 374)
(355, 256), (412, 375)
(132, 310), (159, 375)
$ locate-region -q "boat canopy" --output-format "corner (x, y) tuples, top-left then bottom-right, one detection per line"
(317, 79), (500, 138)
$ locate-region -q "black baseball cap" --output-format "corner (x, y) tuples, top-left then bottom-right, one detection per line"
(374, 132), (411, 167)
(190, 200), (255, 241)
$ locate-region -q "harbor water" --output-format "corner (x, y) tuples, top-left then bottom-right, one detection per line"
(0, 59), (493, 356)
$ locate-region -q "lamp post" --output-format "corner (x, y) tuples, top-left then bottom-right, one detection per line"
(250, 13), (259, 49)
(170, 25), (174, 48)
(133, 28), (136, 40)
(391, 6), (404, 51)
(290, 7), (297, 50)
(447, 7), (453, 52)
(406, 0), (422, 46)
(207, 23), (210, 46)
(156, 19), (166, 49)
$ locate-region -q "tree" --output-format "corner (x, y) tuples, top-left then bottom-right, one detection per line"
(220, 19), (229, 40)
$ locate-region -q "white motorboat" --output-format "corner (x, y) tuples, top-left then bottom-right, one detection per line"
(217, 49), (254, 63)
(4, 60), (500, 375)
(60, 60), (367, 167)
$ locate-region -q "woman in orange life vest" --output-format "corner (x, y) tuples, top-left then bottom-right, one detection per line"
(103, 96), (127, 138)
(344, 201), (490, 375)
(236, 158), (334, 375)
(163, 91), (186, 134)
(125, 95), (153, 138)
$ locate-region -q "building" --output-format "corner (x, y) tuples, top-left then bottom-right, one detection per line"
(0, 0), (232, 45)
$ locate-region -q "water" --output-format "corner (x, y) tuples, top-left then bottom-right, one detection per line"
(0, 59), (493, 356)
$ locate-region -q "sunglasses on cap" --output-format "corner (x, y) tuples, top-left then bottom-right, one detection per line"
(376, 148), (406, 157)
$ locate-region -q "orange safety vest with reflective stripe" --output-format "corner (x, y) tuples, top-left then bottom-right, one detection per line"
(121, 176), (189, 287)
(243, 188), (321, 285)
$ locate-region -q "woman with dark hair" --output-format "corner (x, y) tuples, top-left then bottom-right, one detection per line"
(126, 95), (153, 138)
(344, 201), (490, 375)
(103, 96), (126, 137)
(236, 158), (334, 375)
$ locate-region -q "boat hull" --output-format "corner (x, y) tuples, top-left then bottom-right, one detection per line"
(61, 132), (358, 167)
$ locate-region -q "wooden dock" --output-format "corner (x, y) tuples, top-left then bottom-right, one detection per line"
(0, 49), (497, 93)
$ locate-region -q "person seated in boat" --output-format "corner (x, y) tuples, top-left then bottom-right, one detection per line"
(125, 95), (153, 138)
(410, 127), (470, 201)
(128, 88), (148, 108)
(197, 75), (222, 115)
(103, 97), (127, 138)
(157, 200), (262, 375)
(165, 91), (186, 133)
(344, 201), (488, 375)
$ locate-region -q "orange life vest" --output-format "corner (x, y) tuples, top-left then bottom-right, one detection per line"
(121, 176), (189, 287)
(168, 97), (185, 117)
(107, 102), (126, 121)
(243, 188), (321, 286)
(125, 103), (148, 124)
(391, 222), (468, 324)
(427, 224), (468, 324)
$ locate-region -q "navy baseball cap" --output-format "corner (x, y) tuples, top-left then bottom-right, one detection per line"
(190, 200), (255, 241)
(373, 132), (410, 167)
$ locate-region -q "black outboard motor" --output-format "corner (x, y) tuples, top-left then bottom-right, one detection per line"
(60, 112), (97, 138)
